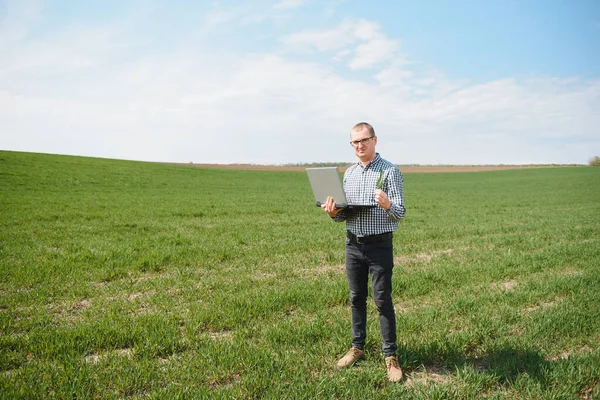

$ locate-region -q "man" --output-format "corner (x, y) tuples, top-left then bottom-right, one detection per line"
(321, 122), (406, 383)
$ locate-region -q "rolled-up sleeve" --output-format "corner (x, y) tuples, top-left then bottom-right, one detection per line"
(332, 208), (348, 222)
(385, 168), (406, 222)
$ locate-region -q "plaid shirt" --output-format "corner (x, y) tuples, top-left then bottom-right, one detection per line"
(333, 153), (406, 236)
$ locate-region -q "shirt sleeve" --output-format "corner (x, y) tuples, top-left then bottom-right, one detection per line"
(384, 167), (406, 221)
(332, 207), (348, 222)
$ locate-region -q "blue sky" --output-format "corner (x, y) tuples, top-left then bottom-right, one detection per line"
(1, 0), (599, 165)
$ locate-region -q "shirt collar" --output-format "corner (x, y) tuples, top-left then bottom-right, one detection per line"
(357, 153), (381, 170)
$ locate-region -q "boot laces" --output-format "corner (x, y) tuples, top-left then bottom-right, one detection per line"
(386, 356), (399, 370)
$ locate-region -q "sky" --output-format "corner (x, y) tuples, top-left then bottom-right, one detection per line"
(1, 0), (599, 165)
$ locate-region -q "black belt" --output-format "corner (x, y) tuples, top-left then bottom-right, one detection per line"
(347, 231), (393, 244)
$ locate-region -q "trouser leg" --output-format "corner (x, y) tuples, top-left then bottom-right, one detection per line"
(367, 240), (397, 357)
(345, 241), (368, 350)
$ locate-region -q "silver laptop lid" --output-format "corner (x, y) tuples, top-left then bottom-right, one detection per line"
(306, 167), (348, 208)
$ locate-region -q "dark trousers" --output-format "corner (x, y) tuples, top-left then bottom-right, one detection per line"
(345, 235), (397, 357)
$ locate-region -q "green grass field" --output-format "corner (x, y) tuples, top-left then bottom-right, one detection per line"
(1, 150), (599, 399)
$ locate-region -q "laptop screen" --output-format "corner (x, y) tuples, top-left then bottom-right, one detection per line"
(306, 167), (348, 207)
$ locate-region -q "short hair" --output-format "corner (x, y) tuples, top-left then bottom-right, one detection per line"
(352, 122), (375, 136)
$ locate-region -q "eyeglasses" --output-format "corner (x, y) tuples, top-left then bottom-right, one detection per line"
(350, 136), (375, 147)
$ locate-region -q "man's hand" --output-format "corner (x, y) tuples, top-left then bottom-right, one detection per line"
(321, 196), (341, 217)
(375, 189), (391, 210)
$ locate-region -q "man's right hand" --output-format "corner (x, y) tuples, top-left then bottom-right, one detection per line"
(321, 196), (341, 217)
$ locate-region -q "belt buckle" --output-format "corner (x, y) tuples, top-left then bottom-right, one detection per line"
(356, 236), (366, 244)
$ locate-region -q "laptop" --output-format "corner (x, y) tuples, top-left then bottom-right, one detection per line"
(306, 167), (376, 209)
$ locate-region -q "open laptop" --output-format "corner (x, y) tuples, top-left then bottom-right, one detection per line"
(306, 167), (376, 209)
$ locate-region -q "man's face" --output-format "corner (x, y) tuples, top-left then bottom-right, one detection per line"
(350, 127), (377, 162)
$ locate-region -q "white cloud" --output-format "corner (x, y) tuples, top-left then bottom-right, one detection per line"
(196, 7), (245, 36)
(349, 37), (398, 69)
(1, 4), (599, 165)
(323, 0), (347, 17)
(281, 20), (356, 51)
(2, 26), (127, 75)
(281, 19), (401, 70)
(274, 0), (307, 10)
(353, 20), (381, 41)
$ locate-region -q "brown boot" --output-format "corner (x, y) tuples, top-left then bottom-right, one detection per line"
(336, 347), (365, 369)
(385, 356), (403, 382)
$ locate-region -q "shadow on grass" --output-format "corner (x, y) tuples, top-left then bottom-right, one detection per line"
(398, 342), (549, 385)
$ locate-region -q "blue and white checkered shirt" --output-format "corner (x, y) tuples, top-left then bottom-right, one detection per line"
(333, 153), (406, 237)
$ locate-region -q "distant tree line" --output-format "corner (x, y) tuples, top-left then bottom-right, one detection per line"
(285, 161), (595, 167)
(284, 162), (353, 167)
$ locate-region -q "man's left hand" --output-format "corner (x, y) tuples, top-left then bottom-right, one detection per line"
(375, 189), (391, 210)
